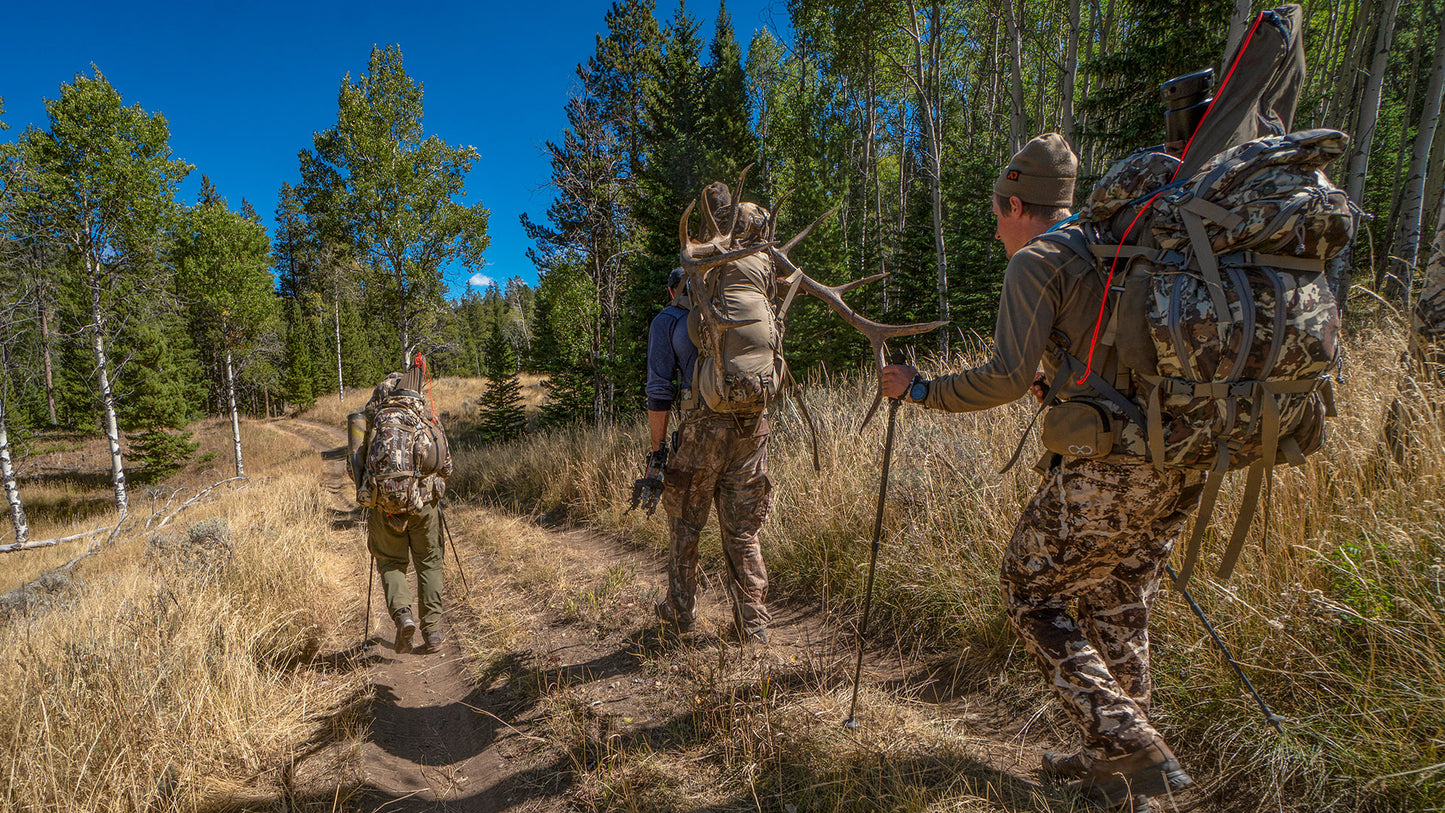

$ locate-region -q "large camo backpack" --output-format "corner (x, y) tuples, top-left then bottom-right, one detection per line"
(1040, 128), (1353, 588)
(356, 387), (449, 517)
(687, 198), (787, 415)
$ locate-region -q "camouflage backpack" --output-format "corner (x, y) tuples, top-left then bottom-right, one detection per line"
(1043, 128), (1352, 587)
(356, 388), (450, 518)
(686, 192), (786, 415)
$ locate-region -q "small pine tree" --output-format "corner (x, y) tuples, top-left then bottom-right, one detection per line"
(475, 332), (526, 442)
(119, 318), (202, 481)
(282, 299), (317, 411)
(538, 365), (596, 428)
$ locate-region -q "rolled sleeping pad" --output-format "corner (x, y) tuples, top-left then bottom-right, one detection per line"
(347, 412), (367, 488)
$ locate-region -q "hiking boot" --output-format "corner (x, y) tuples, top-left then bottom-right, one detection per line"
(654, 600), (694, 633)
(1072, 738), (1192, 808)
(1041, 750), (1090, 779)
(422, 627), (445, 652)
(392, 608), (416, 655)
(743, 627), (769, 644)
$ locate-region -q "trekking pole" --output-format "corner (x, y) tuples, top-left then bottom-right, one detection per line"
(361, 508), (374, 647)
(439, 506), (472, 597)
(844, 394), (903, 729)
(1166, 563), (1285, 735)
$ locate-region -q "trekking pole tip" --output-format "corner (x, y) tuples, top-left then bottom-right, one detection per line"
(843, 717), (860, 730)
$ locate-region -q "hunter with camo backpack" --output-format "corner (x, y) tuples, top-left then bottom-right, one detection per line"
(651, 182), (777, 644)
(882, 6), (1348, 809)
(355, 362), (453, 654)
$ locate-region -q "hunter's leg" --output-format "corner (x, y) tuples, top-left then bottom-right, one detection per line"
(368, 510), (414, 620)
(716, 425), (772, 637)
(1000, 459), (1165, 760)
(410, 502), (445, 633)
(660, 417), (725, 626)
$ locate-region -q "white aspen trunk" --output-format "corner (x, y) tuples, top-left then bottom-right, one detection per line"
(1345, 0), (1401, 207)
(907, 0), (951, 352)
(88, 270), (128, 517)
(0, 350), (29, 548)
(1223, 0), (1255, 70)
(334, 294), (345, 402)
(1062, 0), (1081, 147)
(1330, 0), (1402, 304)
(1410, 191), (1445, 362)
(0, 414), (26, 548)
(1003, 0), (1027, 154)
(226, 348), (245, 479)
(1392, 20), (1445, 285)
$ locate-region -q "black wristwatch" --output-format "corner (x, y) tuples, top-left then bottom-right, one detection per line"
(907, 375), (930, 404)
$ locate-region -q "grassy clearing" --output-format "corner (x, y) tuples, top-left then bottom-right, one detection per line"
(1, 419), (370, 811)
(449, 315), (1445, 812)
(301, 373), (547, 430)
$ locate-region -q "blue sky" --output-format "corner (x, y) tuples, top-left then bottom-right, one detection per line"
(1, 0), (790, 295)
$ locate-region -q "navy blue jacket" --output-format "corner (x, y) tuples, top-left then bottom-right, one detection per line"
(645, 303), (696, 412)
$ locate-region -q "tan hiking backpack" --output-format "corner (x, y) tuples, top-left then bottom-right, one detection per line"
(684, 189), (787, 415)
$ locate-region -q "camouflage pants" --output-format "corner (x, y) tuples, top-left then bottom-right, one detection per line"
(661, 411), (773, 634)
(1001, 457), (1203, 759)
(368, 501), (444, 631)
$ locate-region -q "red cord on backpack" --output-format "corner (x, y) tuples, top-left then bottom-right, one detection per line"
(413, 352), (440, 423)
(1075, 11), (1267, 385)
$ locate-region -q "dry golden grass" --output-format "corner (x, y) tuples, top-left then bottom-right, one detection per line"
(1, 418), (370, 811)
(450, 313), (1445, 812)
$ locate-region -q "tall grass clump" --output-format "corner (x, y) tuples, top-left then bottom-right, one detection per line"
(452, 316), (1444, 812)
(0, 463), (365, 811)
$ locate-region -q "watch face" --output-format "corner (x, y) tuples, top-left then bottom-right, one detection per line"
(910, 380), (928, 402)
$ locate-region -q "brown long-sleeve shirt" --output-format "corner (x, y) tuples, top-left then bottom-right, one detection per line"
(923, 228), (1114, 412)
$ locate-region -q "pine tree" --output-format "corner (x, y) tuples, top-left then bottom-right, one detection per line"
(475, 332), (526, 442)
(118, 317), (202, 482)
(282, 299), (317, 410)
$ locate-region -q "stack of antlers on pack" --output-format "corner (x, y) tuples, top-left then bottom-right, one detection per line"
(1039, 129), (1353, 588)
(355, 373), (450, 518)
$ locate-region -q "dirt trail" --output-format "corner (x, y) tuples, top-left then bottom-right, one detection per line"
(282, 415), (1194, 812)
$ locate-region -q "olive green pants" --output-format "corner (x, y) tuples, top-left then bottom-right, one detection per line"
(368, 502), (444, 631)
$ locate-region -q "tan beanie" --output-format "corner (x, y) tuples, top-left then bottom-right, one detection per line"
(994, 133), (1078, 208)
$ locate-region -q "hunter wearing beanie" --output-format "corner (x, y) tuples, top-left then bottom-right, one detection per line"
(881, 128), (1201, 810)
(994, 133), (1079, 208)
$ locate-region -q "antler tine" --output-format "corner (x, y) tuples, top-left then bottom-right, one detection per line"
(701, 186), (722, 242)
(835, 272), (888, 295)
(767, 188), (795, 241)
(726, 163), (754, 245)
(781, 204), (841, 256)
(679, 199), (696, 249)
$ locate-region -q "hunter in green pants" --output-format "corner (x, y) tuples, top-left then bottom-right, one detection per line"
(368, 502), (444, 642)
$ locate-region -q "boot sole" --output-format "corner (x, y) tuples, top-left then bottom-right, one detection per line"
(394, 624), (415, 655)
(1088, 760), (1192, 807)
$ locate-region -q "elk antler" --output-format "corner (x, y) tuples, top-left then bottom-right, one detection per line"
(769, 242), (946, 430)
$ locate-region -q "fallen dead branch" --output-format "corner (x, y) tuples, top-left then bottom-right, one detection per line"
(0, 526), (109, 554)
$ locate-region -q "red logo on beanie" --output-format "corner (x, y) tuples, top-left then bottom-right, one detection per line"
(1007, 169), (1020, 181)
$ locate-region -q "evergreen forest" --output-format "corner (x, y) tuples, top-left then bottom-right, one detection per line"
(2, 0), (1442, 537)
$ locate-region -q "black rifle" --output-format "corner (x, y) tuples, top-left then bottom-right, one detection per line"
(627, 443), (668, 516)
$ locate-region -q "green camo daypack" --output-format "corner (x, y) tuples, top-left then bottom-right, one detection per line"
(1037, 128), (1353, 587)
(356, 388), (449, 517)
